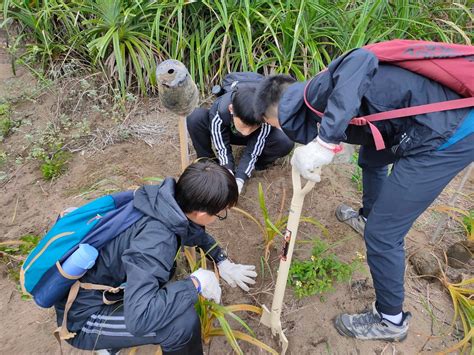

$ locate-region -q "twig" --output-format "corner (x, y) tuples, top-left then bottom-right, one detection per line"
(10, 195), (19, 223)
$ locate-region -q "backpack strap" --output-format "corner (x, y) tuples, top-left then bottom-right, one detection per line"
(303, 79), (474, 150)
(53, 281), (125, 352)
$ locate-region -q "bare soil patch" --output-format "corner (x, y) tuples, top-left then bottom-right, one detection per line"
(0, 30), (472, 355)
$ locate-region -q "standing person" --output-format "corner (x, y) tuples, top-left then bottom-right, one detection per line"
(253, 48), (473, 341)
(54, 160), (257, 354)
(186, 84), (294, 194)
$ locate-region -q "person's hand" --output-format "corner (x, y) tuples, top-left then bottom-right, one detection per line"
(218, 259), (257, 291)
(290, 136), (339, 181)
(190, 268), (221, 303)
(236, 178), (244, 194)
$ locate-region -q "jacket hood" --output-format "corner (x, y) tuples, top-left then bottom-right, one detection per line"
(133, 178), (189, 238)
(278, 73), (332, 145)
(216, 92), (233, 118)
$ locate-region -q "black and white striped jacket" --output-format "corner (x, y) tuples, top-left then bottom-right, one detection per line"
(208, 92), (271, 181)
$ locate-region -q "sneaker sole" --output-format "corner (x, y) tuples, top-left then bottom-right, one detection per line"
(333, 316), (408, 342)
(334, 316), (356, 338)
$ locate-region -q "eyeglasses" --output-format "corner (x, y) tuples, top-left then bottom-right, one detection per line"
(215, 209), (228, 221)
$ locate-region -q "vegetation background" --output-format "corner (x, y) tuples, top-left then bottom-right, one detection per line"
(2, 0), (472, 97)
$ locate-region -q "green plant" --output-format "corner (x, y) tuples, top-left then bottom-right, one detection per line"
(4, 0), (471, 96)
(0, 102), (13, 140)
(182, 248), (277, 354)
(0, 150), (7, 166)
(437, 260), (474, 354)
(0, 235), (40, 286)
(29, 124), (71, 180)
(233, 182), (328, 259)
(288, 239), (361, 298)
(350, 152), (363, 192)
(79, 0), (159, 96)
(40, 149), (71, 180)
(432, 205), (474, 241)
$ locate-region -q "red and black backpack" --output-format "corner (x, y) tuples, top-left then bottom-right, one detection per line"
(304, 40), (474, 150)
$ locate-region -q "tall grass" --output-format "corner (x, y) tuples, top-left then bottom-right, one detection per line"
(2, 0), (472, 95)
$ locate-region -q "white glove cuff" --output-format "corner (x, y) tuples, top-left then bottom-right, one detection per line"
(316, 136), (343, 154)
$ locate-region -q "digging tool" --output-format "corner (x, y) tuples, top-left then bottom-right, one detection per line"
(156, 60), (199, 263)
(260, 166), (318, 355)
(156, 59), (199, 171)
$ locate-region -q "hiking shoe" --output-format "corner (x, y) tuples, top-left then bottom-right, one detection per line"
(95, 350), (121, 355)
(335, 204), (366, 236)
(334, 303), (412, 342)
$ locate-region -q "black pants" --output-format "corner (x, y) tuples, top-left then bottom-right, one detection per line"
(65, 303), (203, 354)
(358, 133), (474, 315)
(186, 107), (294, 169)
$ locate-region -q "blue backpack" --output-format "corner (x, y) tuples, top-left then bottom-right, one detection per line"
(20, 190), (144, 309)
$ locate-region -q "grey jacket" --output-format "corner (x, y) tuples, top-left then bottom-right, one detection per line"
(279, 48), (470, 156)
(56, 178), (226, 335)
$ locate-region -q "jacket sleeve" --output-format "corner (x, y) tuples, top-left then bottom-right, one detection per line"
(184, 222), (227, 264)
(318, 49), (378, 144)
(235, 123), (272, 181)
(209, 99), (235, 172)
(122, 220), (198, 336)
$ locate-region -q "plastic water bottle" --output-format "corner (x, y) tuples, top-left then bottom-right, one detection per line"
(62, 243), (98, 276)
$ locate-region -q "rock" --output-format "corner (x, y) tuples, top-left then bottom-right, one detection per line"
(446, 241), (472, 269)
(410, 250), (441, 279)
(445, 266), (463, 283)
(155, 59), (199, 116)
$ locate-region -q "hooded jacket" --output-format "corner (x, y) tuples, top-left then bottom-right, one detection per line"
(209, 92), (272, 181)
(279, 48), (470, 156)
(56, 178), (226, 336)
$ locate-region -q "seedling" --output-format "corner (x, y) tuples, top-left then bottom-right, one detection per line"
(182, 248), (277, 354)
(432, 205), (474, 241)
(0, 103), (17, 141)
(40, 149), (71, 180)
(436, 255), (474, 354)
(350, 152), (363, 192)
(233, 182), (328, 260)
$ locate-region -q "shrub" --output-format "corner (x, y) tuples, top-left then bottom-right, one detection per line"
(288, 239), (361, 298)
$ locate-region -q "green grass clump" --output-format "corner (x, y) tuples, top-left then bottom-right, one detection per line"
(0, 235), (40, 283)
(0, 103), (13, 140)
(350, 152), (363, 192)
(39, 150), (71, 180)
(288, 239), (361, 298)
(3, 0), (472, 96)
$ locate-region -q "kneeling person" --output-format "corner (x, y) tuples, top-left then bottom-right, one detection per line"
(55, 161), (257, 354)
(187, 84), (294, 193)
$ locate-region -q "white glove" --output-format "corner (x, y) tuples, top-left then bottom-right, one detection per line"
(218, 259), (257, 292)
(190, 268), (222, 303)
(236, 178), (244, 194)
(290, 136), (338, 181)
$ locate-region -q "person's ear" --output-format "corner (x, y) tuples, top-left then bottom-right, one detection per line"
(228, 104), (233, 115)
(195, 211), (208, 219)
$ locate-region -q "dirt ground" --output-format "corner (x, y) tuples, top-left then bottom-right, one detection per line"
(0, 29), (472, 355)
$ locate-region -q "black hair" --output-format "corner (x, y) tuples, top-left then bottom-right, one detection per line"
(175, 159), (238, 215)
(231, 85), (259, 126)
(254, 75), (296, 122)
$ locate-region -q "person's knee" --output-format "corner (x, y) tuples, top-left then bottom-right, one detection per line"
(271, 130), (294, 157)
(186, 108), (208, 131)
(279, 137), (295, 157)
(160, 307), (200, 352)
